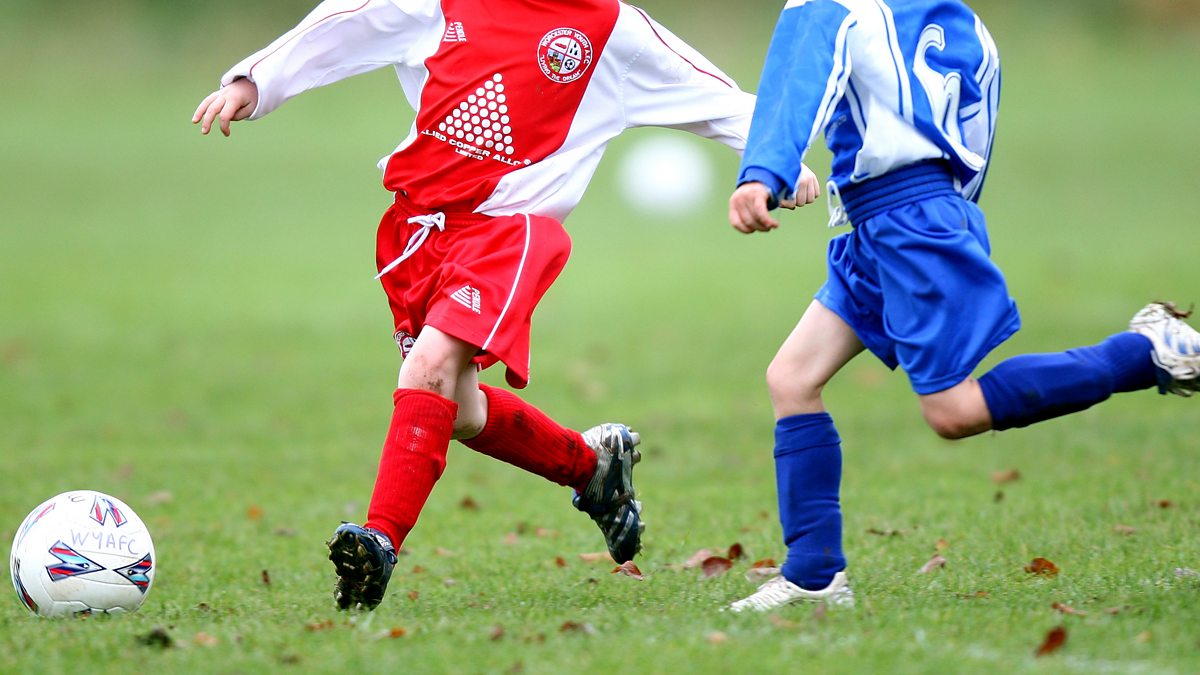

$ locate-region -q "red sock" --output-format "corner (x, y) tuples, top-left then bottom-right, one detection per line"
(461, 384), (597, 492)
(364, 388), (458, 548)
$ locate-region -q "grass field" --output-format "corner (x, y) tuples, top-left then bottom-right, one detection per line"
(2, 4), (1198, 673)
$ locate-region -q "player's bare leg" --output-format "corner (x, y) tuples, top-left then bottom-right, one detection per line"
(733, 301), (863, 611)
(918, 380), (993, 439)
(330, 327), (477, 610)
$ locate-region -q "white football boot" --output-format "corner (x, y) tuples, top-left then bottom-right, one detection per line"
(728, 570), (855, 613)
(1128, 302), (1200, 396)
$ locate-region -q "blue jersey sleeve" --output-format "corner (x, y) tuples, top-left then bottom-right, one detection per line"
(737, 0), (853, 204)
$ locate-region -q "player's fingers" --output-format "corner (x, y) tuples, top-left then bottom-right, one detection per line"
(192, 91), (220, 124)
(218, 97), (243, 137)
(197, 95), (227, 135)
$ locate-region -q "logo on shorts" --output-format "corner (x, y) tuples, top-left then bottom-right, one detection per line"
(537, 28), (593, 83)
(451, 285), (482, 314)
(394, 330), (416, 357)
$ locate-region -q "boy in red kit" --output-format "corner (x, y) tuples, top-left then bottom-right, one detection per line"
(194, 0), (822, 610)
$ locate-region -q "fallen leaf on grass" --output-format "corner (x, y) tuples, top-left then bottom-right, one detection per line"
(994, 491), (1005, 503)
(701, 556), (733, 578)
(503, 532), (520, 545)
(683, 549), (715, 569)
(559, 621), (596, 635)
(991, 469), (1021, 484)
(261, 569), (271, 586)
(247, 505), (264, 521)
(490, 625), (505, 641)
(136, 627), (174, 649)
(554, 556), (567, 568)
(727, 543), (745, 561)
(411, 565), (427, 574)
(934, 538), (949, 552)
(460, 496), (480, 510)
(917, 554), (947, 574)
(612, 561), (644, 580)
(145, 490), (174, 506)
(373, 627), (407, 640)
(579, 552), (614, 563)
(435, 547), (457, 557)
(407, 590), (420, 601)
(1051, 602), (1087, 617)
(706, 631), (728, 644)
(1113, 524), (1136, 536)
(768, 615), (800, 629)
(1035, 625), (1067, 657)
(1136, 631), (1152, 644)
(1155, 499), (1173, 509)
(193, 632), (220, 647)
(1025, 557), (1060, 577)
(867, 528), (903, 537)
(305, 620), (335, 632)
(745, 566), (779, 582)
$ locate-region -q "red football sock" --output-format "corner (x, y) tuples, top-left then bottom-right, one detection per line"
(461, 383), (597, 493)
(364, 388), (458, 548)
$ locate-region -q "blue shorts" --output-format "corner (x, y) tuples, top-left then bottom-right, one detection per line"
(816, 178), (1020, 394)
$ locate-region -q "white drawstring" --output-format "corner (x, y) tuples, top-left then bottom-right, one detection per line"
(374, 212), (446, 279)
(825, 179), (849, 228)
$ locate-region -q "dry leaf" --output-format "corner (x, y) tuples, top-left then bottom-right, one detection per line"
(867, 528), (902, 537)
(579, 552), (614, 563)
(683, 549), (714, 569)
(917, 554), (947, 574)
(460, 496), (479, 510)
(612, 561), (644, 580)
(1135, 631), (1152, 644)
(1051, 602), (1087, 617)
(727, 543), (745, 561)
(994, 491), (1005, 503)
(535, 527), (558, 538)
(701, 556), (733, 578)
(1113, 524), (1136, 536)
(435, 547), (457, 557)
(305, 620), (335, 632)
(145, 490), (174, 506)
(1025, 557), (1060, 577)
(935, 538), (950, 552)
(768, 615), (800, 629)
(559, 621), (596, 635)
(136, 627), (174, 649)
(407, 590), (420, 601)
(554, 556), (567, 568)
(261, 569), (271, 586)
(1035, 625), (1067, 657)
(749, 558), (777, 569)
(247, 505), (264, 521)
(745, 566), (779, 582)
(1155, 499), (1173, 509)
(193, 632), (220, 647)
(381, 627), (406, 639)
(991, 469), (1021, 484)
(490, 625), (505, 641)
(411, 565), (427, 574)
(503, 532), (520, 545)
(706, 631), (728, 644)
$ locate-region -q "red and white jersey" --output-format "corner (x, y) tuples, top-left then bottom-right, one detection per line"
(222, 0), (753, 222)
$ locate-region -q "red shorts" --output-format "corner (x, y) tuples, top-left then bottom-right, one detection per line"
(376, 194), (571, 389)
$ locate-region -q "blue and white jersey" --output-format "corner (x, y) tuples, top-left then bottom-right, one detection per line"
(738, 0), (1000, 223)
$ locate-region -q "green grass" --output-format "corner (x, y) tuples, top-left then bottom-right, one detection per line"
(2, 7), (1199, 674)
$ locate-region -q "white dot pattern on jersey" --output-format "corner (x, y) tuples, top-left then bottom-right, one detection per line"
(440, 74), (518, 157)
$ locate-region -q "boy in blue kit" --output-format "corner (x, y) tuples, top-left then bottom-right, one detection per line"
(726, 0), (1200, 611)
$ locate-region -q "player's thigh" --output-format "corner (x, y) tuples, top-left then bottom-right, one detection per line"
(768, 300), (865, 399)
(398, 326), (480, 397)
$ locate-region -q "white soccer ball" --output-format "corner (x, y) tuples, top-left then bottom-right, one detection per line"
(10, 490), (156, 617)
(617, 133), (716, 214)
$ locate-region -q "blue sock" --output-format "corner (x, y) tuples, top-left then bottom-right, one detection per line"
(978, 332), (1156, 431)
(775, 412), (846, 590)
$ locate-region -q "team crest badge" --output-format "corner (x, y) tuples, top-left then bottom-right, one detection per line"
(537, 28), (593, 83)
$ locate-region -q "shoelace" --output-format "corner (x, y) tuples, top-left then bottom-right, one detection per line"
(374, 212), (446, 279)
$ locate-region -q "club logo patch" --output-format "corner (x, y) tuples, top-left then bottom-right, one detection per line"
(537, 28), (593, 83)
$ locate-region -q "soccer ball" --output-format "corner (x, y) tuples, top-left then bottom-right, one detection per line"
(9, 490), (156, 617)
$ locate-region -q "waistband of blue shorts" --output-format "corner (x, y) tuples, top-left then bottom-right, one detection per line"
(840, 160), (958, 225)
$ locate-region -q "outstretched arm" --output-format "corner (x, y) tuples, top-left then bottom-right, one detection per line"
(192, 78), (259, 137)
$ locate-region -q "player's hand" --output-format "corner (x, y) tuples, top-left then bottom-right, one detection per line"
(728, 182), (779, 234)
(795, 163), (820, 206)
(192, 78), (259, 137)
